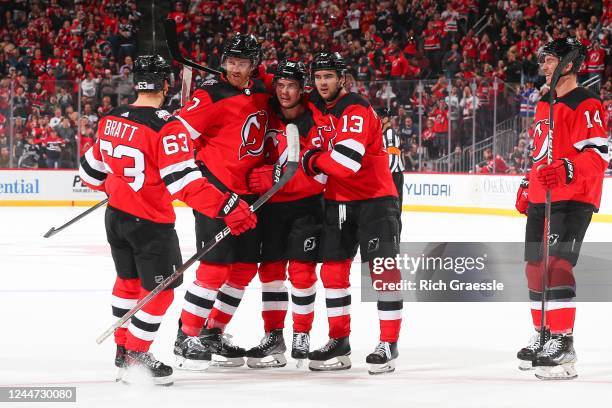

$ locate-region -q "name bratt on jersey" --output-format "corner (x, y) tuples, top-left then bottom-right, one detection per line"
(103, 119), (139, 142)
(531, 119), (551, 163)
(239, 111), (268, 159)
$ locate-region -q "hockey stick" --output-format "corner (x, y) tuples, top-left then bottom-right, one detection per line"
(96, 124), (300, 345)
(43, 198), (108, 238)
(180, 65), (193, 106)
(164, 19), (222, 76)
(540, 49), (580, 346)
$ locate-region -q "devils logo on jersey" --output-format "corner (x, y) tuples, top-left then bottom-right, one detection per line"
(239, 111), (268, 160)
(314, 125), (336, 150)
(263, 128), (285, 165)
(531, 118), (551, 164)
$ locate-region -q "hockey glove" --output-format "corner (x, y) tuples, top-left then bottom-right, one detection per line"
(515, 178), (529, 215)
(247, 164), (281, 194)
(536, 158), (574, 189)
(302, 148), (323, 176)
(216, 192), (257, 236)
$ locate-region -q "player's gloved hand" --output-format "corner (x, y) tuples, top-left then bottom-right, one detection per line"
(515, 178), (529, 215)
(536, 158), (574, 189)
(247, 165), (277, 194)
(216, 192), (257, 236)
(302, 148), (323, 176)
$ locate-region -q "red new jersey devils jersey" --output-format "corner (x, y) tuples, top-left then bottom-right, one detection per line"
(528, 87), (609, 209)
(177, 76), (270, 195)
(79, 105), (226, 223)
(263, 102), (325, 203)
(307, 90), (398, 201)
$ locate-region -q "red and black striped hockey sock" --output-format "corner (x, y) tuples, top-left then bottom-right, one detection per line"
(527, 257), (576, 334)
(179, 262), (229, 336)
(259, 261), (289, 332)
(206, 263), (257, 331)
(111, 277), (140, 346)
(321, 260), (352, 338)
(125, 289), (174, 352)
(288, 260), (317, 333)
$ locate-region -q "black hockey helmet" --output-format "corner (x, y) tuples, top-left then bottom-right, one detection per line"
(222, 32), (262, 67)
(537, 37), (587, 74)
(133, 54), (172, 92)
(311, 51), (347, 76)
(274, 59), (307, 85)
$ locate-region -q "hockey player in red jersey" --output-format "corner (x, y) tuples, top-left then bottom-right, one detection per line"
(302, 52), (403, 374)
(243, 60), (325, 368)
(173, 33), (270, 368)
(78, 55), (256, 385)
(514, 38), (609, 380)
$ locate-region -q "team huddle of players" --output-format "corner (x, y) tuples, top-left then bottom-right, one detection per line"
(80, 33), (402, 386)
(79, 34), (608, 386)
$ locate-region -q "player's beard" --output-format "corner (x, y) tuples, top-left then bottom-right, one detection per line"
(323, 84), (342, 103)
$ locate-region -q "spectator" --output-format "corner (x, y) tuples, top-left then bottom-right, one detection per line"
(112, 66), (135, 101)
(0, 146), (9, 168)
(57, 118), (75, 142)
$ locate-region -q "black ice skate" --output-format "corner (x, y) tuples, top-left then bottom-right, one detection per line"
(291, 332), (310, 368)
(533, 334), (577, 380)
(122, 350), (173, 386)
(199, 327), (246, 368)
(366, 341), (398, 375)
(174, 328), (211, 371)
(308, 337), (351, 371)
(246, 329), (287, 369)
(517, 330), (550, 371)
(115, 345), (126, 382)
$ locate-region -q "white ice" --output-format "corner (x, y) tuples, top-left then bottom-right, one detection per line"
(1, 207), (611, 407)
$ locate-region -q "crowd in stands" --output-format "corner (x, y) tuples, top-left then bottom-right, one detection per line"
(0, 0), (610, 173)
(0, 0), (140, 168)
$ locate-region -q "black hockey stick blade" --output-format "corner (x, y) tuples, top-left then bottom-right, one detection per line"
(164, 19), (222, 76)
(43, 198), (108, 238)
(96, 125), (301, 345)
(43, 227), (56, 238)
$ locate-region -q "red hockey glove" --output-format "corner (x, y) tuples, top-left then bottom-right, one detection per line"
(536, 158), (574, 189)
(302, 148), (323, 176)
(247, 164), (281, 194)
(216, 192), (257, 236)
(515, 178), (529, 215)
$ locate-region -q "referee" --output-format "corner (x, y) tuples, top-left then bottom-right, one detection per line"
(380, 109), (405, 232)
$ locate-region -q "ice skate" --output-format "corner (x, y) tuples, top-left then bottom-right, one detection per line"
(122, 350), (173, 386)
(115, 345), (126, 382)
(366, 341), (398, 375)
(173, 328), (211, 371)
(200, 327), (246, 368)
(533, 334), (577, 380)
(246, 329), (287, 369)
(308, 337), (351, 371)
(517, 330), (550, 371)
(291, 332), (310, 368)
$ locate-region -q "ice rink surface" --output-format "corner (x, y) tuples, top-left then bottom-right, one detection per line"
(1, 207), (611, 407)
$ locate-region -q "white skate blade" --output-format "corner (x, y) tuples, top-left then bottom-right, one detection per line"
(368, 359), (396, 375)
(247, 354), (287, 369)
(535, 363), (577, 380)
(115, 367), (125, 382)
(518, 360), (534, 371)
(209, 355), (245, 368)
(295, 359), (306, 369)
(121, 366), (174, 386)
(174, 355), (210, 371)
(308, 355), (351, 371)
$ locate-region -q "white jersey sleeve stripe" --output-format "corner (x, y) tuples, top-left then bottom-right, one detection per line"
(177, 115), (202, 139)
